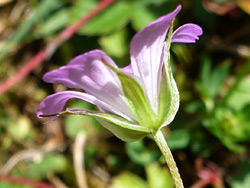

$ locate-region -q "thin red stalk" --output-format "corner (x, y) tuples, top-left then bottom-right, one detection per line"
(0, 0), (115, 94)
(190, 180), (209, 188)
(0, 174), (54, 188)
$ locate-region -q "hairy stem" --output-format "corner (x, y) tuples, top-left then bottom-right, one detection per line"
(152, 130), (184, 188)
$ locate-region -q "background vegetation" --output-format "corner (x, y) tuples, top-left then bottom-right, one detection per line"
(0, 0), (249, 187)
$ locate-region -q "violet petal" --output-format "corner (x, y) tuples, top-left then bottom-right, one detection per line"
(172, 23), (203, 43)
(43, 50), (136, 121)
(130, 5), (181, 113)
(37, 91), (133, 121)
(120, 64), (133, 74)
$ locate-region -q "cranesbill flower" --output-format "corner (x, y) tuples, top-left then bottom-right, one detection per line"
(37, 5), (202, 141)
(38, 5), (202, 187)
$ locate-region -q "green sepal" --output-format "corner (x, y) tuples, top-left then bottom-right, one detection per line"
(103, 62), (158, 128)
(117, 73), (158, 128)
(41, 108), (150, 142)
(158, 20), (180, 128)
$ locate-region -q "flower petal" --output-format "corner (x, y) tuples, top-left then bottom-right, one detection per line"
(43, 50), (118, 91)
(171, 23), (203, 43)
(43, 50), (136, 121)
(37, 91), (133, 121)
(130, 5), (181, 113)
(120, 64), (133, 74)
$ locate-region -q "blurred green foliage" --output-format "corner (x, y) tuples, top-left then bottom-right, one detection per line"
(0, 181), (33, 188)
(0, 0), (250, 187)
(110, 163), (173, 188)
(231, 160), (250, 188)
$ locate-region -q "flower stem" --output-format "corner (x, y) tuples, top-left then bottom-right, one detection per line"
(152, 130), (184, 188)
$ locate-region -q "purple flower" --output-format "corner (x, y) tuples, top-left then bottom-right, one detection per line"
(37, 5), (202, 141)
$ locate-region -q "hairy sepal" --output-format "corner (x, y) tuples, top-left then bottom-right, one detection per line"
(158, 47), (180, 129)
(158, 20), (180, 129)
(117, 72), (158, 128)
(103, 61), (158, 128)
(41, 108), (150, 142)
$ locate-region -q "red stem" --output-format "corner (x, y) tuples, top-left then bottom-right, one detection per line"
(0, 174), (54, 188)
(0, 0), (115, 94)
(190, 180), (209, 188)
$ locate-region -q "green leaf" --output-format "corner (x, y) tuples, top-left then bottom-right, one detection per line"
(231, 160), (250, 188)
(126, 140), (159, 166)
(185, 101), (204, 114)
(235, 105), (250, 141)
(200, 58), (211, 96)
(25, 154), (68, 180)
(209, 60), (231, 96)
(8, 116), (35, 141)
(43, 108), (150, 142)
(111, 172), (147, 188)
(171, 44), (192, 64)
(37, 8), (69, 37)
(203, 107), (246, 153)
(99, 29), (128, 58)
(227, 77), (250, 111)
(190, 131), (213, 157)
(70, 0), (97, 23)
(71, 1), (131, 35)
(132, 0), (169, 6)
(131, 6), (158, 31)
(166, 130), (190, 150)
(0, 181), (33, 188)
(146, 163), (174, 188)
(197, 58), (231, 99)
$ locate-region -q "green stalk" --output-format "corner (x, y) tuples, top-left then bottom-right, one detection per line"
(152, 18), (184, 187)
(152, 130), (184, 188)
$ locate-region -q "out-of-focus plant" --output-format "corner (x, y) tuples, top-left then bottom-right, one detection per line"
(111, 163), (174, 188)
(191, 58), (250, 153)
